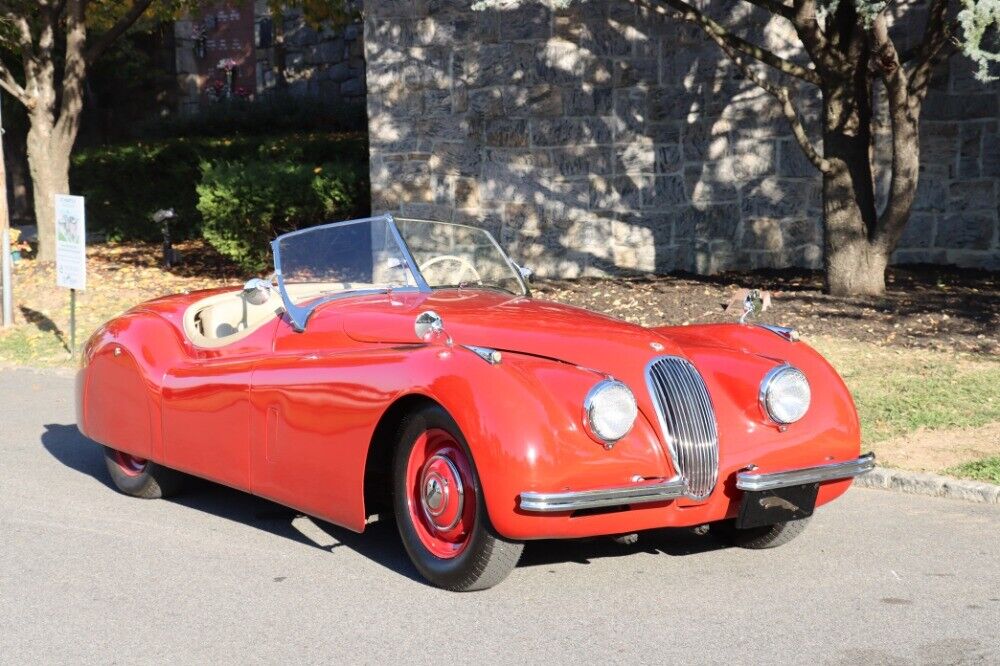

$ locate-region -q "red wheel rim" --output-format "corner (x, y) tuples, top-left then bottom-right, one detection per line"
(405, 428), (476, 559)
(113, 451), (148, 477)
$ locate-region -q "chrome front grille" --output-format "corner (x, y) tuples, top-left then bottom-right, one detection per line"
(645, 356), (719, 499)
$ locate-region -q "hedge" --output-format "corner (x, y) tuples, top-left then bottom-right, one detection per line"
(197, 159), (367, 272)
(70, 131), (369, 242)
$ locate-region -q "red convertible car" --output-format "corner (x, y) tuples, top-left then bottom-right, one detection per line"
(76, 214), (874, 590)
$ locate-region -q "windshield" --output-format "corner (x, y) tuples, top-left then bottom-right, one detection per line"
(395, 218), (527, 296)
(272, 215), (527, 330)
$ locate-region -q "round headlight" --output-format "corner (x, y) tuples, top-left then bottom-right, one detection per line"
(583, 380), (638, 445)
(760, 365), (811, 424)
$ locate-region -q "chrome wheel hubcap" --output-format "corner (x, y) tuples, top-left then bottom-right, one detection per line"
(419, 454), (464, 531)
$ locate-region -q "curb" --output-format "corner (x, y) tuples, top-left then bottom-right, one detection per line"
(854, 466), (1000, 504)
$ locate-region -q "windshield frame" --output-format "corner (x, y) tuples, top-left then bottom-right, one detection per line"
(394, 216), (529, 298)
(271, 214), (528, 331)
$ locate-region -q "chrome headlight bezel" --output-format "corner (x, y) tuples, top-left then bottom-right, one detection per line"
(583, 379), (638, 447)
(759, 364), (811, 425)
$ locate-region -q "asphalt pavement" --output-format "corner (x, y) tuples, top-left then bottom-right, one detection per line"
(1, 366), (998, 664)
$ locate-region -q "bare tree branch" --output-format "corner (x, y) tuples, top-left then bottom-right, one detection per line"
(84, 0), (155, 65)
(742, 0), (794, 21)
(0, 60), (30, 106)
(645, 0), (829, 172)
(790, 0), (849, 77)
(908, 0), (954, 101)
(649, 0), (822, 85)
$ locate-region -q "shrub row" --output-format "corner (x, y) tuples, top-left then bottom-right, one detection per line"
(71, 132), (370, 269)
(198, 160), (366, 272)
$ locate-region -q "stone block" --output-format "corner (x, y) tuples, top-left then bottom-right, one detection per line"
(551, 145), (613, 178)
(924, 92), (998, 121)
(611, 59), (658, 88)
(937, 213), (996, 249)
(655, 144), (682, 174)
(983, 132), (1000, 177)
(485, 119), (530, 147)
(645, 175), (687, 208)
(615, 139), (655, 174)
(530, 117), (614, 147)
(684, 162), (738, 204)
(742, 217), (784, 251)
(341, 78), (364, 97)
(897, 213), (936, 249)
(498, 3), (552, 41)
(777, 138), (819, 178)
(948, 180), (996, 211)
(672, 204), (741, 243)
(327, 62), (352, 82)
(913, 176), (948, 213)
(958, 123), (983, 179)
(453, 177), (481, 208)
(590, 175), (650, 210)
(741, 177), (811, 219)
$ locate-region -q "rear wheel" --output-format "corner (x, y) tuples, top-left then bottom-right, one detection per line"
(104, 447), (184, 499)
(392, 405), (523, 591)
(711, 517), (810, 549)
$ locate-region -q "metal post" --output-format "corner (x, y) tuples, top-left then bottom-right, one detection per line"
(0, 93), (12, 328)
(1, 227), (11, 328)
(69, 288), (76, 357)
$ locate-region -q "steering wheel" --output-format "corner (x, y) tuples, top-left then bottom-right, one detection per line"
(419, 255), (483, 285)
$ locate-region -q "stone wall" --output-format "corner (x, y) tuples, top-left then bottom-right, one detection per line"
(264, 3), (366, 101)
(364, 0), (1000, 276)
(175, 1), (365, 112)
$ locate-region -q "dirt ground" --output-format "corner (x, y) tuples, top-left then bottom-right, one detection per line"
(533, 266), (1000, 357)
(873, 422), (1000, 473)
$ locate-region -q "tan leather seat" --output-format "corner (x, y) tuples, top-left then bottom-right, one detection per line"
(183, 289), (284, 349)
(182, 282), (382, 348)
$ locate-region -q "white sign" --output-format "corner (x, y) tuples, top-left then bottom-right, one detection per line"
(55, 194), (86, 291)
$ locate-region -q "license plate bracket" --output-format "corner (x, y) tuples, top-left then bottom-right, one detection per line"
(736, 483), (819, 529)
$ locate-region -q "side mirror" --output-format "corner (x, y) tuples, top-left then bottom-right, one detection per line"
(517, 264), (533, 282)
(243, 278), (273, 306)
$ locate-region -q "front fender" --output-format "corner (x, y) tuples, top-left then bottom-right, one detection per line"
(400, 346), (673, 540)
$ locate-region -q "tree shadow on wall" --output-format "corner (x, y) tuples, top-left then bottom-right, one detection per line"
(365, 0), (947, 286)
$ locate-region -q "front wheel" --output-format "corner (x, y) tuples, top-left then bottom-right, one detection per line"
(392, 405), (523, 591)
(103, 447), (185, 499)
(710, 517), (811, 549)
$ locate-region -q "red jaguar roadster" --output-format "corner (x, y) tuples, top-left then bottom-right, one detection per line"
(76, 215), (874, 590)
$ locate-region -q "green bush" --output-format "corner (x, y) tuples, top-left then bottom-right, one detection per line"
(71, 132), (368, 242)
(197, 159), (368, 272)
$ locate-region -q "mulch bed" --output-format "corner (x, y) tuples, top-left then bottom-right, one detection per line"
(534, 265), (999, 356)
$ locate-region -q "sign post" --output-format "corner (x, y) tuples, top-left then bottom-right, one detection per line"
(0, 93), (12, 328)
(54, 194), (86, 357)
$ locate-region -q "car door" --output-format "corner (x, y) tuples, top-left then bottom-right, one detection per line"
(248, 305), (408, 532)
(160, 325), (278, 491)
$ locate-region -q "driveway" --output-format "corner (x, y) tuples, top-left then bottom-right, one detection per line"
(1, 367), (998, 664)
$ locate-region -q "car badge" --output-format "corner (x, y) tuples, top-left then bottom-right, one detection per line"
(650, 342), (664, 352)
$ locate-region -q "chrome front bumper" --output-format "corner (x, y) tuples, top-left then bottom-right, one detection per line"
(736, 453), (876, 492)
(518, 453), (875, 513)
(519, 477), (687, 513)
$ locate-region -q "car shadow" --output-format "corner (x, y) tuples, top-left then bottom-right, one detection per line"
(41, 423), (728, 586)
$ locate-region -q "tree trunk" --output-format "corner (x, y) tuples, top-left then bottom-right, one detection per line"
(821, 76), (891, 297)
(26, 119), (73, 263)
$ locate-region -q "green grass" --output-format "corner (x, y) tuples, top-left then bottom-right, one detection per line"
(810, 337), (1000, 444)
(946, 457), (1000, 484)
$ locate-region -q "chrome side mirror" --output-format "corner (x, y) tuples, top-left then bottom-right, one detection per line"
(243, 278), (273, 306)
(414, 310), (444, 340)
(517, 264), (533, 282)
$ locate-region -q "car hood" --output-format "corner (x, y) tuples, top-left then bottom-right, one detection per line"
(341, 290), (686, 375)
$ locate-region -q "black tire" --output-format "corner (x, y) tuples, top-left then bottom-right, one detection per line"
(392, 405), (523, 591)
(103, 447), (185, 499)
(711, 517), (811, 549)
